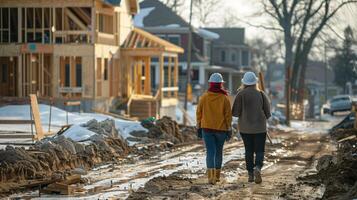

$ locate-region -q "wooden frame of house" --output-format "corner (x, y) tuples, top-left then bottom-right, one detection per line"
(0, 0), (183, 119)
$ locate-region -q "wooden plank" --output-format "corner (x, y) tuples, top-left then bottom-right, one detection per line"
(144, 57), (151, 95)
(0, 134), (34, 139)
(258, 72), (273, 144)
(159, 55), (164, 89)
(137, 58), (142, 94)
(174, 56), (178, 97)
(167, 57), (172, 97)
(337, 135), (356, 143)
(64, 101), (81, 106)
(258, 72), (265, 91)
(30, 94), (44, 140)
(0, 120), (34, 124)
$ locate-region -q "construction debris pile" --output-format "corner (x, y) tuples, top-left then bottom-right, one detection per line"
(0, 116), (198, 195)
(129, 116), (197, 144)
(317, 128), (357, 199)
(0, 119), (130, 194)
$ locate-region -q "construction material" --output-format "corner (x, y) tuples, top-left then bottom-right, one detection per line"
(0, 95), (47, 141)
(30, 94), (44, 140)
(64, 101), (81, 125)
(258, 71), (273, 145)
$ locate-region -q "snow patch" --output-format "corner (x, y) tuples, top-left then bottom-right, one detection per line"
(197, 28), (220, 40)
(62, 125), (96, 142)
(134, 7), (155, 27)
(0, 104), (147, 146)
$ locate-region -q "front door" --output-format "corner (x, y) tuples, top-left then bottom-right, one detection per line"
(0, 57), (16, 96)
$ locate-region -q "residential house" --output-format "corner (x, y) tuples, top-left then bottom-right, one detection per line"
(0, 0), (183, 120)
(266, 61), (341, 116)
(136, 0), (248, 96)
(206, 28), (260, 93)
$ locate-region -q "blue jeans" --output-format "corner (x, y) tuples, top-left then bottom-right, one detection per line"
(240, 133), (266, 173)
(203, 130), (227, 169)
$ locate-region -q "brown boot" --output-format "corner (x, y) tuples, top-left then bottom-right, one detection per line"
(207, 169), (216, 185)
(215, 169), (221, 182)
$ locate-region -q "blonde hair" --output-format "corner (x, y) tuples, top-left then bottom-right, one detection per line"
(238, 84), (260, 92)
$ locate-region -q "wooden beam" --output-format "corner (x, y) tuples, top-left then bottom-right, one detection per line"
(52, 7), (56, 43)
(144, 57), (151, 95)
(65, 8), (88, 30)
(168, 57), (172, 97)
(174, 56), (178, 97)
(159, 55), (164, 94)
(30, 94), (44, 140)
(128, 32), (137, 48)
(137, 58), (143, 94)
(0, 120), (34, 124)
(91, 6), (96, 43)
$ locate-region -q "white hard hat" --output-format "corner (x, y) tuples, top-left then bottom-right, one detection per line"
(242, 71), (258, 85)
(208, 73), (224, 83)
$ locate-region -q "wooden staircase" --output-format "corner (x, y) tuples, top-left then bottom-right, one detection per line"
(128, 95), (159, 120)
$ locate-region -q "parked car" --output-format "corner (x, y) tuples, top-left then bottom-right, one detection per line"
(326, 95), (353, 115)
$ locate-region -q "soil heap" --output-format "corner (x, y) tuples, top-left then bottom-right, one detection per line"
(317, 128), (357, 199)
(0, 119), (130, 194)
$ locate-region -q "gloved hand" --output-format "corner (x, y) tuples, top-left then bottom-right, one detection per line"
(226, 129), (232, 141)
(197, 128), (203, 139)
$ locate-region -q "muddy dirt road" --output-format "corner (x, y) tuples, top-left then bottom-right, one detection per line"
(128, 121), (336, 200)
(11, 118), (341, 199)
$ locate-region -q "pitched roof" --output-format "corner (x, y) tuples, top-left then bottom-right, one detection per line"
(138, 0), (189, 27)
(122, 28), (184, 55)
(205, 28), (245, 45)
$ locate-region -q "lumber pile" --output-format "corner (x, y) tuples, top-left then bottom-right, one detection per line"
(41, 175), (85, 195)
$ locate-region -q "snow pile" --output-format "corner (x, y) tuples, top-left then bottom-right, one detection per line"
(0, 104), (147, 146)
(175, 103), (197, 125)
(62, 125), (97, 142)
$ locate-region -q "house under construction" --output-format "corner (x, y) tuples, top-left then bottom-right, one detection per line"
(0, 0), (183, 120)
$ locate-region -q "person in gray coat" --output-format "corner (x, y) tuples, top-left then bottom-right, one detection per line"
(232, 71), (271, 184)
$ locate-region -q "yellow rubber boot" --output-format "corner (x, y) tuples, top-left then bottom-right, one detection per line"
(215, 169), (221, 182)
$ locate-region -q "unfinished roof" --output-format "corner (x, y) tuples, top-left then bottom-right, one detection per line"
(122, 28), (184, 55)
(205, 28), (245, 45)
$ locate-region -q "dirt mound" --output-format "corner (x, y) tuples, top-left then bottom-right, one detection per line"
(140, 116), (197, 144)
(317, 128), (357, 199)
(0, 121), (130, 194)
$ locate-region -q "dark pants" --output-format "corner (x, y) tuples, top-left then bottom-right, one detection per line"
(203, 130), (227, 169)
(240, 132), (266, 173)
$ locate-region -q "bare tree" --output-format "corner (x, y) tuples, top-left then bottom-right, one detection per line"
(193, 0), (221, 26)
(261, 0), (357, 121)
(221, 8), (240, 27)
(160, 0), (185, 14)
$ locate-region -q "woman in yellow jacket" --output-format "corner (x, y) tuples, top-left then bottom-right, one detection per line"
(196, 73), (232, 184)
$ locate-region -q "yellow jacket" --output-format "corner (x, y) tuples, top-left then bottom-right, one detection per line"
(196, 92), (232, 131)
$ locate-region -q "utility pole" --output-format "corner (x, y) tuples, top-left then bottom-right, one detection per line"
(183, 0), (193, 125)
(324, 44), (328, 102)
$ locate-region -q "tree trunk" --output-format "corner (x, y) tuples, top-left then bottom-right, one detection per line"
(284, 32), (294, 126)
